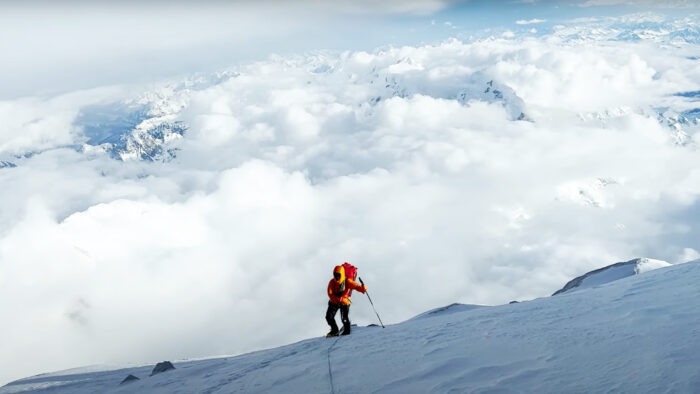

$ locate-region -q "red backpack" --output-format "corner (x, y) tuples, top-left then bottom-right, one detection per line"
(342, 262), (357, 282)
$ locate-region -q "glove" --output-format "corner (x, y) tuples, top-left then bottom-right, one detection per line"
(341, 297), (350, 305)
(362, 285), (367, 293)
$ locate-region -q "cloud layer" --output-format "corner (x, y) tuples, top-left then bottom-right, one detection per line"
(2, 14), (700, 386)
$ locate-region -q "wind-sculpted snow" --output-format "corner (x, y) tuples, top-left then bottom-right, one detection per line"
(3, 261), (699, 393)
(409, 302), (486, 320)
(552, 257), (671, 295)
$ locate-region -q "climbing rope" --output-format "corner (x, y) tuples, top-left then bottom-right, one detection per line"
(327, 336), (342, 394)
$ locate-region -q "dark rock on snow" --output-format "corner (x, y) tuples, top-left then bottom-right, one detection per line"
(120, 374), (140, 385)
(150, 361), (175, 376)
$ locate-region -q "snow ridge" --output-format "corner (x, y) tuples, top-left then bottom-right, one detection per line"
(552, 257), (671, 296)
(4, 260), (699, 394)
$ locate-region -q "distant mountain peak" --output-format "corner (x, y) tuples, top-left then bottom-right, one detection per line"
(552, 257), (671, 296)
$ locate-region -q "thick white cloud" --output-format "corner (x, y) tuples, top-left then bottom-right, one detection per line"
(2, 15), (700, 386)
(0, 87), (126, 155)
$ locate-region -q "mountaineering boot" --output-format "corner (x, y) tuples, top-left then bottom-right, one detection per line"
(326, 331), (339, 338)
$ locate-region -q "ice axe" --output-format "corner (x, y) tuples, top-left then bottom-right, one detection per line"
(359, 277), (385, 328)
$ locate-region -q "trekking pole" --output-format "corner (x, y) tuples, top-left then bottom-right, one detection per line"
(358, 277), (385, 328)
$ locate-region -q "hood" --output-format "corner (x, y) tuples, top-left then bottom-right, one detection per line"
(333, 265), (345, 283)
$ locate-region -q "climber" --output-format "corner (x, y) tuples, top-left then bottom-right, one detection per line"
(326, 263), (366, 337)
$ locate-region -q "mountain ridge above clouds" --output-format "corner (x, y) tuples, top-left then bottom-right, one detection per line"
(69, 53), (531, 164)
(553, 12), (700, 43)
(4, 13), (700, 167)
(2, 259), (698, 393)
(68, 14), (700, 166)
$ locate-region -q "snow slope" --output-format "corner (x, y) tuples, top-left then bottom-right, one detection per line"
(552, 257), (671, 296)
(3, 260), (699, 393)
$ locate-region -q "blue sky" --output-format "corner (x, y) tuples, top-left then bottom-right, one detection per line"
(372, 0), (697, 46)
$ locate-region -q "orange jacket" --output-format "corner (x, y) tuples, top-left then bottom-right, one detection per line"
(327, 265), (366, 305)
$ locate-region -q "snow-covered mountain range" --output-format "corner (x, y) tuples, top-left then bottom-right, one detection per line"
(2, 13), (695, 166)
(551, 13), (700, 44)
(60, 63), (698, 167)
(67, 63), (533, 164)
(3, 258), (697, 393)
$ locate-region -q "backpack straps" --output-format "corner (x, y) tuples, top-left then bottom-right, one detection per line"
(334, 280), (346, 297)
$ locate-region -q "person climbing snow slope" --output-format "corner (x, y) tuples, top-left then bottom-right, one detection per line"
(326, 263), (367, 337)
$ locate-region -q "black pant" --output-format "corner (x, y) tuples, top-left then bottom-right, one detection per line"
(326, 301), (350, 334)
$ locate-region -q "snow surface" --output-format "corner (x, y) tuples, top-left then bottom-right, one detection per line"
(3, 260), (700, 393)
(552, 258), (671, 295)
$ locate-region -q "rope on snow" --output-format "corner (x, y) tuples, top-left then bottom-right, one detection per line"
(327, 336), (342, 394)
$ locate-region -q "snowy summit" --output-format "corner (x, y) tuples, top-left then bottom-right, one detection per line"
(552, 257), (672, 295)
